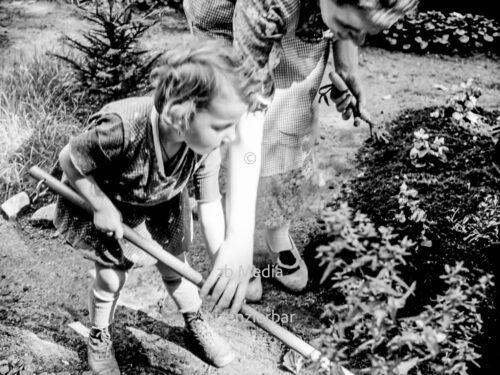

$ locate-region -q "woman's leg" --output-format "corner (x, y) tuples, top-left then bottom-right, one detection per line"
(257, 153), (319, 292)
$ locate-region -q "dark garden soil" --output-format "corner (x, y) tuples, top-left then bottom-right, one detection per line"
(1, 1), (500, 375)
(339, 106), (500, 375)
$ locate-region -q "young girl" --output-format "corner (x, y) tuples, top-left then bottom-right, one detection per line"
(54, 38), (250, 373)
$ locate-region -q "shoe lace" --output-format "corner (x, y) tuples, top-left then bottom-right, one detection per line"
(89, 328), (114, 359)
(184, 311), (215, 346)
(183, 310), (203, 324)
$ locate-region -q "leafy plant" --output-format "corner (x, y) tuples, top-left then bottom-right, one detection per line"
(338, 85), (499, 375)
(453, 194), (500, 247)
(313, 204), (492, 375)
(393, 182), (432, 247)
(443, 81), (490, 136)
(54, 0), (161, 110)
(282, 350), (305, 375)
(391, 263), (493, 375)
(126, 0), (183, 11)
(315, 204), (416, 372)
(366, 11), (500, 56)
(409, 129), (449, 169)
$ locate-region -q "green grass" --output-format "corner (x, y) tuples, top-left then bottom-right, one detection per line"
(0, 52), (85, 202)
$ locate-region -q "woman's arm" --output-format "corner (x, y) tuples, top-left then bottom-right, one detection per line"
(332, 39), (366, 124)
(332, 39), (389, 141)
(59, 144), (123, 239)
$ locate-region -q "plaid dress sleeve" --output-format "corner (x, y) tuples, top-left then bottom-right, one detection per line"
(233, 0), (299, 110)
(69, 114), (126, 176)
(192, 148), (222, 203)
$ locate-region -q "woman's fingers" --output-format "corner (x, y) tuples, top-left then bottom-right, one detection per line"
(342, 107), (353, 121)
(333, 91), (352, 113)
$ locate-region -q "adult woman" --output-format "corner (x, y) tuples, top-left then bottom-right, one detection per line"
(186, 0), (419, 310)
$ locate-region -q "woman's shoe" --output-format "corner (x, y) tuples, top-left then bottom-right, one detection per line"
(266, 235), (308, 292)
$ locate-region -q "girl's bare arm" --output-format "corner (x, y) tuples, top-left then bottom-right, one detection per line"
(59, 144), (123, 239)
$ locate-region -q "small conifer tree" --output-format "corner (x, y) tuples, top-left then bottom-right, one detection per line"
(55, 0), (160, 109)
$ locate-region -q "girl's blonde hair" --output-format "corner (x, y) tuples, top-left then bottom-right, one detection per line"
(151, 37), (252, 130)
(338, 0), (419, 28)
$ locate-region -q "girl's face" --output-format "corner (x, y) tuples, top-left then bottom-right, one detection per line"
(319, 0), (385, 45)
(182, 82), (247, 155)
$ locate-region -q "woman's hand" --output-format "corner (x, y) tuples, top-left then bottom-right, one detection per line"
(93, 201), (123, 239)
(329, 71), (389, 143)
(332, 70), (369, 126)
(332, 40), (390, 143)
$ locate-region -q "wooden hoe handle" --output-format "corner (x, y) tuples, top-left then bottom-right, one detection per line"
(29, 166), (353, 374)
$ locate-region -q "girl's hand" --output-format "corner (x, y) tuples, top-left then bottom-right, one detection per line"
(201, 236), (253, 315)
(93, 202), (123, 239)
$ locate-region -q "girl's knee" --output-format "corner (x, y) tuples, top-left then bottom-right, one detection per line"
(94, 264), (128, 295)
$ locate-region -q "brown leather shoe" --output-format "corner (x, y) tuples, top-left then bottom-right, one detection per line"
(87, 326), (120, 375)
(183, 310), (234, 368)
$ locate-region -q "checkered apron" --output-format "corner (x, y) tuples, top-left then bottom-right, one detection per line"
(184, 0), (334, 226)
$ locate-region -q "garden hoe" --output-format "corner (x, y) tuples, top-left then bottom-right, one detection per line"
(29, 166), (354, 375)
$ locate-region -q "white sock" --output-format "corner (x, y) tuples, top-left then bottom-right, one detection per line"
(88, 286), (120, 329)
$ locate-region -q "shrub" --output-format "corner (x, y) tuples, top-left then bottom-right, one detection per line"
(125, 0), (183, 11)
(54, 0), (160, 111)
(366, 11), (500, 56)
(0, 54), (83, 202)
(313, 204), (493, 375)
(334, 83), (499, 374)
